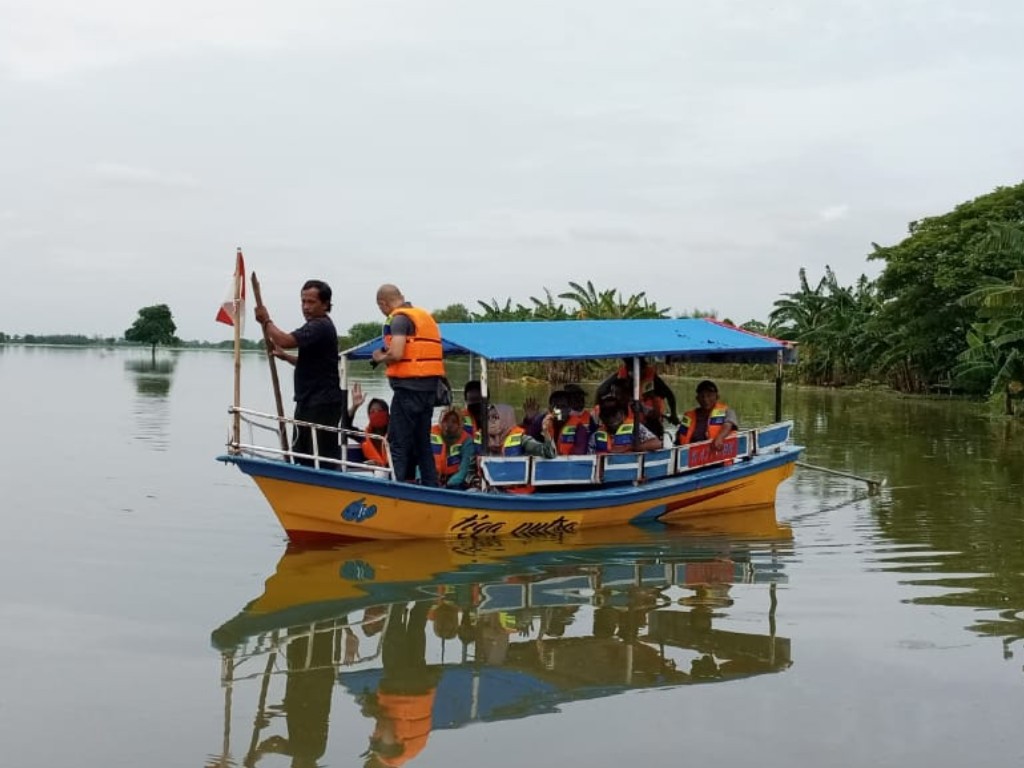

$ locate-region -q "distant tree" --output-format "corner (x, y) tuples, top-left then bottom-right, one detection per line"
(433, 303), (472, 323)
(741, 320), (769, 335)
(473, 298), (535, 322)
(558, 280), (670, 319)
(124, 304), (178, 359)
(954, 222), (1024, 409)
(675, 307), (718, 319)
(338, 320), (384, 350)
(868, 182), (1024, 389)
(770, 267), (885, 387)
(527, 289), (571, 321)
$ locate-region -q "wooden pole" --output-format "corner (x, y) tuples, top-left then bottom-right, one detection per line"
(244, 649), (278, 765)
(251, 272), (289, 454)
(231, 250), (243, 451)
(796, 461), (884, 495)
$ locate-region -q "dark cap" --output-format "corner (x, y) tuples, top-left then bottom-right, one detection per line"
(696, 379), (718, 394)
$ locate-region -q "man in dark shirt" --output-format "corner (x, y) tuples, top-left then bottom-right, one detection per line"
(255, 279), (344, 467)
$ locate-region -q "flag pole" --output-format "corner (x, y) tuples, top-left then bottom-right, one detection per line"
(232, 248), (243, 451)
(251, 272), (289, 454)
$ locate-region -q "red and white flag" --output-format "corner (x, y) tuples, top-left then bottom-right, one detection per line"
(215, 248), (246, 332)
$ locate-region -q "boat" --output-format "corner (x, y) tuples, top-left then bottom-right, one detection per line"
(208, 513), (794, 767)
(219, 318), (801, 541)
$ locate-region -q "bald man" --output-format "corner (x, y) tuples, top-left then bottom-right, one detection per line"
(371, 285), (446, 485)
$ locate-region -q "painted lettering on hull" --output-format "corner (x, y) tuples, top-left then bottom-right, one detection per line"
(510, 517), (578, 537)
(687, 438), (739, 468)
(450, 514), (505, 538)
(450, 513), (579, 539)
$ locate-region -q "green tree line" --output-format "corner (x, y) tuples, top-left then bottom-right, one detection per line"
(7, 181), (1022, 412)
(766, 181), (1024, 411)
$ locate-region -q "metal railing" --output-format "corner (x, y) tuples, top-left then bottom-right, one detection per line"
(226, 406), (794, 491)
(226, 406), (396, 479)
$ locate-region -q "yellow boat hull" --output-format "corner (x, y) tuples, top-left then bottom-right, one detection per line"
(230, 450), (798, 542)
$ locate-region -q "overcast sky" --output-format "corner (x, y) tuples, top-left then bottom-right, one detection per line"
(2, 0), (1022, 340)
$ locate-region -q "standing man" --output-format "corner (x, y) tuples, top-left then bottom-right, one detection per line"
(372, 284), (445, 485)
(255, 280), (344, 467)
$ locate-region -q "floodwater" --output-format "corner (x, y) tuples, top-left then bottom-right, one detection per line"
(2, 346), (1023, 768)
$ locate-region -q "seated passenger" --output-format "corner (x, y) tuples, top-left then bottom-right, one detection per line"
(589, 379), (630, 432)
(463, 380), (482, 407)
(590, 397), (663, 453)
(431, 408), (477, 488)
(674, 380), (738, 451)
(597, 358), (679, 418)
(520, 394), (545, 440)
(487, 403), (555, 458)
(543, 390), (591, 455)
(462, 380), (484, 445)
(564, 383), (588, 415)
(596, 358), (679, 438)
(360, 397), (391, 466)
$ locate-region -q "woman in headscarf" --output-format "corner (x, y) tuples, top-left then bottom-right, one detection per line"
(348, 383), (391, 466)
(361, 398), (391, 467)
(486, 403), (555, 458)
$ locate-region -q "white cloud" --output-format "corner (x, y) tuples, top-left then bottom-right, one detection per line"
(92, 163), (200, 189)
(818, 204), (850, 222)
(0, 1), (1023, 339)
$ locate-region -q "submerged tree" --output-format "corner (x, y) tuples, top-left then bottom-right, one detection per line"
(124, 304), (178, 360)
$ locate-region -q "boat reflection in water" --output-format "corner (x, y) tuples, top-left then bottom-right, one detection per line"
(208, 507), (794, 767)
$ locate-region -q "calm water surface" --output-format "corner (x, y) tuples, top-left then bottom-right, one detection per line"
(2, 347), (1023, 767)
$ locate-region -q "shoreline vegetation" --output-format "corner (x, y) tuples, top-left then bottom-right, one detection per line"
(4, 182), (1022, 413)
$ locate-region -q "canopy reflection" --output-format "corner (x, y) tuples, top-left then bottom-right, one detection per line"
(208, 507), (794, 767)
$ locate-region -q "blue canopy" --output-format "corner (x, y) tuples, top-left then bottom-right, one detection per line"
(344, 318), (795, 364)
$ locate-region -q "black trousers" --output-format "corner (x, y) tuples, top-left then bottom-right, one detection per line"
(388, 388), (438, 485)
(292, 401), (343, 467)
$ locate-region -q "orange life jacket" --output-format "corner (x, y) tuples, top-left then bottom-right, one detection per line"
(374, 689), (437, 766)
(617, 362), (664, 416)
(495, 427), (535, 493)
(383, 306), (445, 379)
(675, 403), (732, 445)
(501, 426), (527, 456)
(361, 433), (389, 466)
(592, 418), (635, 454)
(430, 425), (470, 480)
(546, 412), (587, 456)
(462, 410), (483, 445)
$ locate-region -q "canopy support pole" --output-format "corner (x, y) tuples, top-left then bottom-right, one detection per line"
(774, 350), (783, 422)
(340, 356), (349, 466)
(631, 356), (642, 451)
(480, 358), (490, 460)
